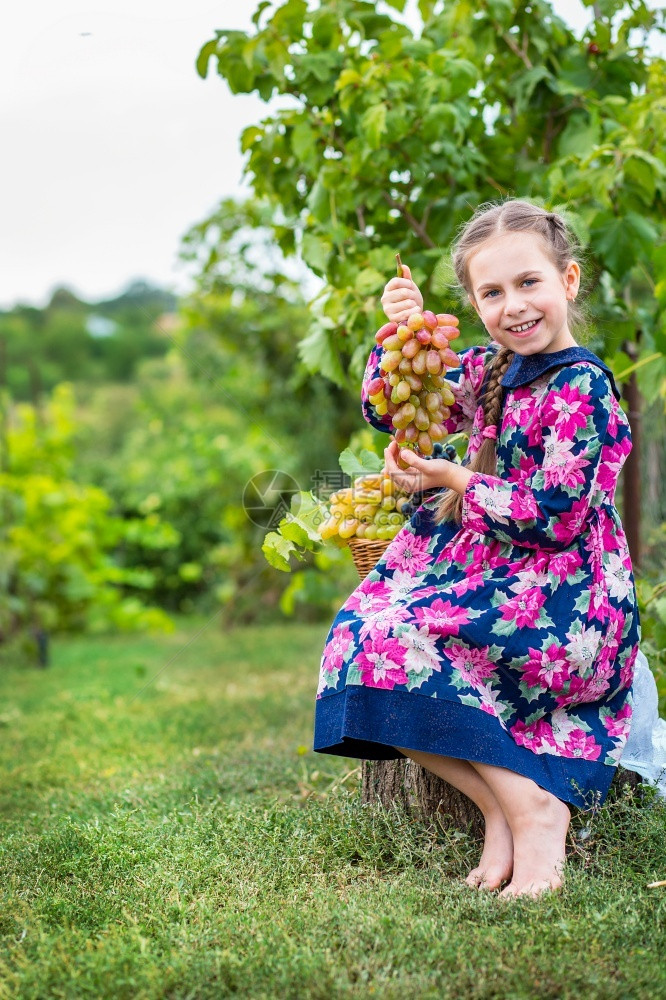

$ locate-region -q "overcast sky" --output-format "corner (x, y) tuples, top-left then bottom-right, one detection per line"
(0, 0), (658, 310)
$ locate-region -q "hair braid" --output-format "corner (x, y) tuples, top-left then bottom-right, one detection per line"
(482, 346), (513, 431)
(432, 346), (513, 527)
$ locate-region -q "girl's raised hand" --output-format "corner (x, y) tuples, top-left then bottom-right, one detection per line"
(383, 438), (451, 495)
(381, 264), (424, 323)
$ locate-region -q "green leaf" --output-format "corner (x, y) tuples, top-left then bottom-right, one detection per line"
(291, 121), (317, 167)
(262, 531), (295, 572)
(557, 110), (601, 158)
(335, 68), (362, 92)
(251, 1), (272, 27)
(623, 153), (658, 205)
(297, 323), (347, 386)
(361, 103), (388, 150)
(338, 448), (383, 478)
(195, 40), (218, 80)
(271, 0), (308, 36)
(354, 267), (385, 296)
(301, 232), (331, 274)
(240, 125), (263, 153)
(590, 211), (657, 277)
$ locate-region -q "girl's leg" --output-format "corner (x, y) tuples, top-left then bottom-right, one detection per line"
(468, 760), (571, 898)
(395, 747), (513, 889)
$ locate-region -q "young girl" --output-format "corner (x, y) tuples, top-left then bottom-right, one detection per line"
(313, 199), (640, 898)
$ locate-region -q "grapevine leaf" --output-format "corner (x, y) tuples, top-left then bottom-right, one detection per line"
(338, 447), (383, 477)
(297, 323), (346, 386)
(262, 532), (296, 572)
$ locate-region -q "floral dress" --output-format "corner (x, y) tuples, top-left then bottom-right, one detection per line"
(313, 340), (640, 810)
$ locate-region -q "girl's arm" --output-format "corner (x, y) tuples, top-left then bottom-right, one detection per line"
(459, 364), (626, 551)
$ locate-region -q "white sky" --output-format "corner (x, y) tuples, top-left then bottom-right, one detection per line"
(0, 0), (660, 310)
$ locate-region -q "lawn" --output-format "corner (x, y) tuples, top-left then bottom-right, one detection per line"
(0, 615), (664, 999)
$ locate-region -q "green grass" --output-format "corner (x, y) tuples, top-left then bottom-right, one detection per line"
(0, 615), (665, 999)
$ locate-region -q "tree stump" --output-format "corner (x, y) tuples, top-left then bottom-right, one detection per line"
(361, 758), (642, 840)
(361, 758), (484, 839)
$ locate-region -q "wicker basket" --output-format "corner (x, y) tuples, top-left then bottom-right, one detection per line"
(348, 537), (391, 581)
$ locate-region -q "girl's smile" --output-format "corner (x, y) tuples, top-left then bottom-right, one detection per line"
(467, 231), (580, 355)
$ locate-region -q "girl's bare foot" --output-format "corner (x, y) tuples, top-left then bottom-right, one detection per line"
(499, 792), (571, 899)
(465, 809), (514, 890)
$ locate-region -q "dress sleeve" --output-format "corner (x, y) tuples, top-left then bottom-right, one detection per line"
(361, 340), (490, 435)
(460, 363), (621, 551)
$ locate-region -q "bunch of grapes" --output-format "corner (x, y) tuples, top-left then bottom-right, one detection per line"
(317, 472), (412, 543)
(365, 309), (461, 465)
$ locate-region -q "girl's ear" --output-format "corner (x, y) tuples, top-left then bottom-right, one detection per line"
(468, 294), (480, 317)
(565, 260), (581, 299)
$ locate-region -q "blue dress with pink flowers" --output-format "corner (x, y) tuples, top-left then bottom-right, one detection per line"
(313, 340), (640, 810)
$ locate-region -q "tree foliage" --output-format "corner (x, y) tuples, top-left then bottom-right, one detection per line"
(197, 0), (666, 402)
(0, 384), (173, 660)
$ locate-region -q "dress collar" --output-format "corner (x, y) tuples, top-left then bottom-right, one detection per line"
(493, 344), (622, 402)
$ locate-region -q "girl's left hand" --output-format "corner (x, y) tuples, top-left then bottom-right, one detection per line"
(383, 438), (453, 494)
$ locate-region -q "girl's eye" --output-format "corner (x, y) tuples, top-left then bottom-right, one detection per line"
(483, 278), (538, 298)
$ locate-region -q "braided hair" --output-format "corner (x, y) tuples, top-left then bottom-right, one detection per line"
(431, 198), (583, 527)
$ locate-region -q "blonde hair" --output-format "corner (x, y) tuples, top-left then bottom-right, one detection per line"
(433, 199), (584, 527)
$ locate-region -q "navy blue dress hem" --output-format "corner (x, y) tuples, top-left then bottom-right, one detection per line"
(314, 686), (615, 811)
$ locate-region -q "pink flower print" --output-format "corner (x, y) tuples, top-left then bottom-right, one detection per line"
(468, 478), (513, 523)
(385, 531), (432, 575)
(503, 389), (535, 431)
(508, 485), (543, 522)
(604, 552), (633, 602)
(447, 643), (496, 687)
(499, 587), (547, 629)
(562, 728), (601, 760)
(541, 381), (595, 437)
(447, 530), (477, 566)
(549, 707), (581, 746)
(357, 604), (412, 643)
(324, 623), (354, 673)
(409, 584), (442, 603)
(383, 568), (431, 604)
(541, 432), (591, 490)
(551, 496), (591, 544)
(398, 624), (442, 676)
(620, 644), (638, 689)
(547, 549), (584, 583)
(564, 623), (603, 674)
(413, 597), (472, 637)
(357, 634), (408, 689)
(521, 643), (571, 692)
(479, 684), (510, 719)
(603, 701), (632, 738)
(556, 672), (610, 708)
(525, 410), (544, 448)
(587, 578), (609, 623)
(507, 563), (551, 594)
(511, 717), (558, 754)
(451, 571), (487, 597)
(343, 578), (393, 615)
(596, 509), (620, 552)
(471, 403), (485, 437)
(596, 441), (628, 492)
(507, 453), (539, 484)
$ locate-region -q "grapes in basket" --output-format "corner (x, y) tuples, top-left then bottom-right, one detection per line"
(317, 471), (412, 543)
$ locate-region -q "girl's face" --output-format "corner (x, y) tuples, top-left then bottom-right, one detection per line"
(466, 231), (580, 355)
